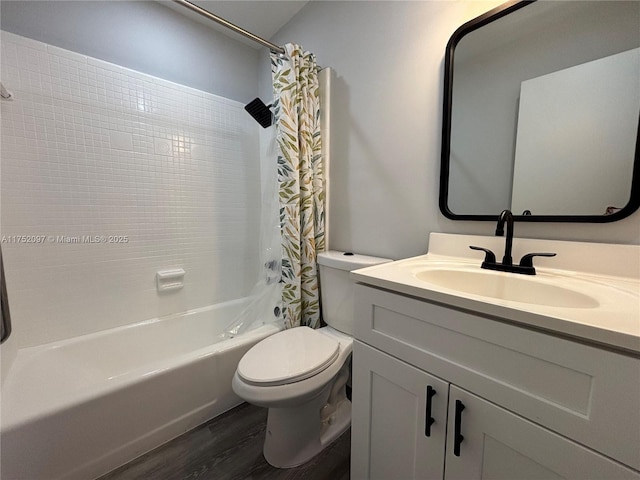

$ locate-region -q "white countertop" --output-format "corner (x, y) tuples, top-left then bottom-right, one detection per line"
(351, 234), (640, 355)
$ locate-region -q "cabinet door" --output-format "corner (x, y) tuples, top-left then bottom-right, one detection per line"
(351, 341), (449, 480)
(445, 386), (639, 480)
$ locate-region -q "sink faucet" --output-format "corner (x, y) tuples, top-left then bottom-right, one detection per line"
(469, 209), (556, 275)
(495, 209), (514, 266)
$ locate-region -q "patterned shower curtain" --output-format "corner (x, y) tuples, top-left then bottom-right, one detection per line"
(271, 44), (325, 329)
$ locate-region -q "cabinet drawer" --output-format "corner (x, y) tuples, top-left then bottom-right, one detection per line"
(354, 284), (640, 470)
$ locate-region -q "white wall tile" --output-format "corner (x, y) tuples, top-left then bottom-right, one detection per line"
(1, 32), (262, 348)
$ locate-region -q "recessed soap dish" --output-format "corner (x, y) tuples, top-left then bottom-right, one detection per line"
(156, 268), (185, 292)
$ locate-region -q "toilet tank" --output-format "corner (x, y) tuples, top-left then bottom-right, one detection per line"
(317, 251), (392, 335)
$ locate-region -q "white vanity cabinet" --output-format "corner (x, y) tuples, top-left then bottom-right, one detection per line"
(444, 385), (636, 480)
(351, 341), (448, 480)
(351, 284), (640, 480)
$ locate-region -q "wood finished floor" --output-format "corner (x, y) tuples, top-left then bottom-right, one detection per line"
(99, 403), (351, 480)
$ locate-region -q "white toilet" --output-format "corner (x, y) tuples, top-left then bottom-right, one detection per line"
(232, 250), (391, 468)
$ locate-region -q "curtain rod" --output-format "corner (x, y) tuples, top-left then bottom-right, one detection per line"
(172, 0), (286, 55)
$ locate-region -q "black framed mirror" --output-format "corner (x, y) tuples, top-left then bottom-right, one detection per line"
(440, 0), (640, 222)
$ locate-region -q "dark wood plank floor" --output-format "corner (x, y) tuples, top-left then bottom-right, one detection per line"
(99, 403), (350, 480)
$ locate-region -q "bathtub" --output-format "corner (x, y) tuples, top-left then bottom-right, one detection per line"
(0, 300), (281, 480)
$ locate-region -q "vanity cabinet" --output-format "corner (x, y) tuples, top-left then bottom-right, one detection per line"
(351, 342), (448, 480)
(351, 284), (640, 479)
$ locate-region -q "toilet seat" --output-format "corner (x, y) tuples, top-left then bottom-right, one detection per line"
(237, 327), (340, 387)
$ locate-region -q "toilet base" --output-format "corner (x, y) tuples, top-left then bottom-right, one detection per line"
(262, 360), (352, 468)
(232, 326), (354, 469)
(263, 395), (351, 468)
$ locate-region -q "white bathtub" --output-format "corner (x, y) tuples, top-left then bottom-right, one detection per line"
(0, 300), (281, 480)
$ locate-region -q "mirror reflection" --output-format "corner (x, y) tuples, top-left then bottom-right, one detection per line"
(443, 1), (640, 220)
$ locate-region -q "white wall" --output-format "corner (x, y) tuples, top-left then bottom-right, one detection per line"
(263, 1), (640, 260)
(0, 0), (259, 102)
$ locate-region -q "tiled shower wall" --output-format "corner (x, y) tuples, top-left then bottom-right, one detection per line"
(0, 31), (262, 348)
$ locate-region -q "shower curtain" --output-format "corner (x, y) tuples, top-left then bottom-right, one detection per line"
(271, 44), (325, 330)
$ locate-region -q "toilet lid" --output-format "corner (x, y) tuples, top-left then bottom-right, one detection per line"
(237, 327), (340, 386)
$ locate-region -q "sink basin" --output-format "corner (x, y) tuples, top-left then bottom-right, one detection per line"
(350, 233), (640, 354)
(414, 268), (600, 308)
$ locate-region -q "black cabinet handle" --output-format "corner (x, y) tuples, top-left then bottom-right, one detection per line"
(453, 400), (465, 457)
(425, 385), (437, 437)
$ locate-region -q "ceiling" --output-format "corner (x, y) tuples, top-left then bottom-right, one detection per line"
(162, 1), (310, 49)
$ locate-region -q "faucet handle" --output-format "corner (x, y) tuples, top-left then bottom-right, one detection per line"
(469, 246), (497, 265)
(519, 252), (557, 268)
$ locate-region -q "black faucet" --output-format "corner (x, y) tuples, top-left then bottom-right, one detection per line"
(469, 209), (556, 275)
(495, 209), (514, 266)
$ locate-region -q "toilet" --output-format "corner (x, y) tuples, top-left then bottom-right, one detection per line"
(232, 250), (391, 468)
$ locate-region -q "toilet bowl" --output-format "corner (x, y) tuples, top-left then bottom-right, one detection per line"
(232, 251), (391, 468)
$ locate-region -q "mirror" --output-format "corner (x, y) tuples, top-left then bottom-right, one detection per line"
(440, 0), (640, 222)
